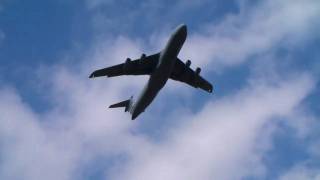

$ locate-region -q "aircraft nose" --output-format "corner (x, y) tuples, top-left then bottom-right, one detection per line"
(172, 24), (187, 43)
(178, 24), (187, 37)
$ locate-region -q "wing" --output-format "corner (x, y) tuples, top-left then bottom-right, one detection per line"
(89, 53), (160, 78)
(170, 58), (213, 93)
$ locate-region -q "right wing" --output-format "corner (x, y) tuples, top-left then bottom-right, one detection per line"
(89, 53), (160, 78)
(170, 58), (213, 93)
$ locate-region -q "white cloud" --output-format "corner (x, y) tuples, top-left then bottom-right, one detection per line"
(108, 74), (315, 180)
(0, 66), (315, 180)
(86, 0), (320, 76)
(180, 0), (320, 70)
(279, 166), (320, 180)
(0, 77), (149, 180)
(85, 0), (320, 73)
(0, 88), (78, 180)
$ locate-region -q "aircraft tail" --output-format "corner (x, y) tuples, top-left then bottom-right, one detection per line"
(109, 96), (133, 112)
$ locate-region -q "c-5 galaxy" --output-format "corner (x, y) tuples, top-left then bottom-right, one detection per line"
(89, 24), (213, 120)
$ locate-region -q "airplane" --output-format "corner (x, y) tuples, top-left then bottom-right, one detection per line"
(89, 24), (213, 120)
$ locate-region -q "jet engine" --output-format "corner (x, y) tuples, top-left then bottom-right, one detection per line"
(125, 58), (131, 64)
(123, 58), (132, 72)
(139, 53), (146, 65)
(186, 60), (191, 67)
(195, 67), (201, 75)
(140, 53), (146, 60)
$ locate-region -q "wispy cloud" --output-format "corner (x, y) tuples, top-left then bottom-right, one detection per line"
(87, 0), (320, 73)
(279, 165), (320, 180)
(108, 74), (315, 180)
(0, 65), (315, 180)
(181, 0), (320, 70)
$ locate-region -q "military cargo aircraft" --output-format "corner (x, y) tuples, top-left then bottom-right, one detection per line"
(89, 24), (213, 120)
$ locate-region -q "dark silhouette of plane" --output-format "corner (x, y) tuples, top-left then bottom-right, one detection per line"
(89, 24), (213, 120)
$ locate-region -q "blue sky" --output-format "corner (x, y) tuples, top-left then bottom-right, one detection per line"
(1, 0), (320, 179)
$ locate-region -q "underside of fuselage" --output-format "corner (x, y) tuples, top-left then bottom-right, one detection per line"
(130, 24), (187, 120)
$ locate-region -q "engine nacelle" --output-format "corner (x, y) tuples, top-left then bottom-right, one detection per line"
(195, 67), (201, 75)
(123, 58), (132, 72)
(139, 54), (146, 65)
(186, 60), (191, 67)
(140, 53), (146, 60)
(126, 58), (132, 63)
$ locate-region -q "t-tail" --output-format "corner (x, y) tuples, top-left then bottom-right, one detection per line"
(109, 96), (133, 113)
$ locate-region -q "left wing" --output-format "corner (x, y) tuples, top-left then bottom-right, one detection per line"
(89, 53), (160, 78)
(170, 58), (213, 93)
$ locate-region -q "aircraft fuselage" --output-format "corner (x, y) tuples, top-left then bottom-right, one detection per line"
(130, 24), (187, 120)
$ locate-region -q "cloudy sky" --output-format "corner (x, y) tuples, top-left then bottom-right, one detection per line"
(1, 0), (320, 179)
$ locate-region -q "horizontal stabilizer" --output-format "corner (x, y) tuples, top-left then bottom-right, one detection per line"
(109, 100), (130, 108)
(109, 96), (133, 112)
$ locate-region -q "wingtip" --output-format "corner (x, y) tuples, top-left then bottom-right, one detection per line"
(109, 104), (118, 108)
(89, 73), (94, 78)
